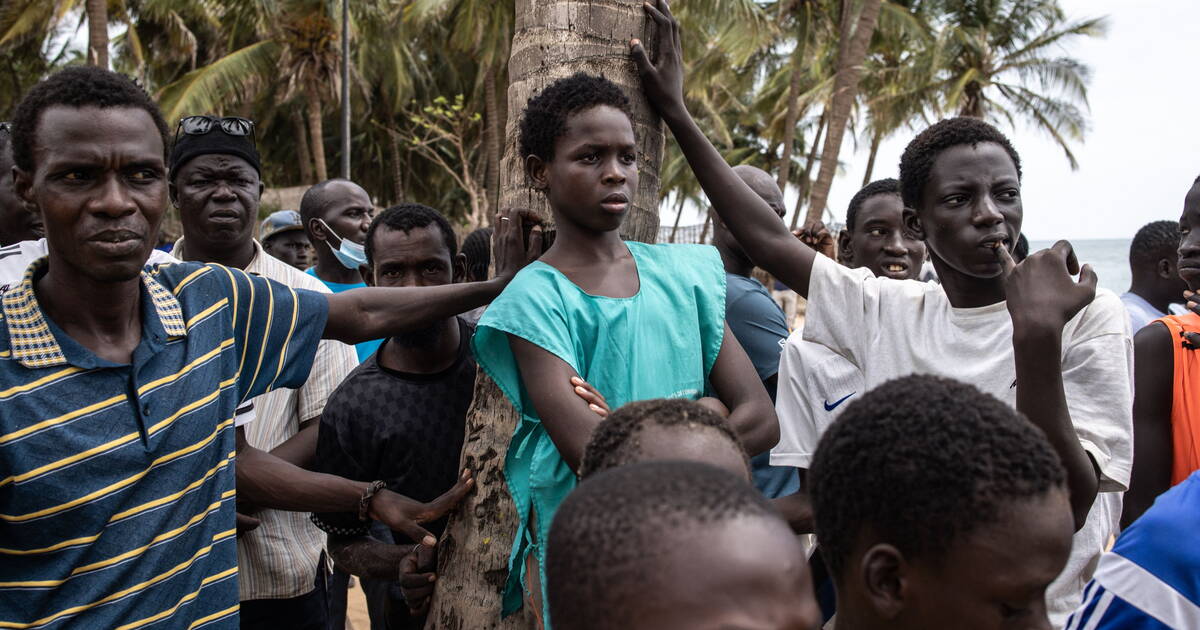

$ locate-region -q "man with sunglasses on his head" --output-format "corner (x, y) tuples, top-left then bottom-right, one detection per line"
(168, 113), (361, 629)
(0, 66), (538, 630)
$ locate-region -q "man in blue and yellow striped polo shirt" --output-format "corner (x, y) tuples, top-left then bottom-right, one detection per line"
(0, 66), (534, 629)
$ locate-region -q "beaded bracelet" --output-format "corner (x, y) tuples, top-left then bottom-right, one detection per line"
(358, 480), (387, 521)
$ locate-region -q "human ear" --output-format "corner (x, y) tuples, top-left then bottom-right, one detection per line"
(902, 207), (925, 241)
(860, 544), (908, 620)
(307, 217), (328, 243)
(837, 229), (853, 266)
(13, 166), (33, 205)
(453, 252), (468, 283)
(526, 155), (549, 191)
(1158, 258), (1173, 279)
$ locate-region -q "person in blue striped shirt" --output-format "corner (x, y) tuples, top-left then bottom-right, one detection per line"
(0, 66), (536, 629)
(1067, 471), (1200, 630)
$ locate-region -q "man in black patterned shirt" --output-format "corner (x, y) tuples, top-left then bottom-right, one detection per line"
(313, 204), (476, 629)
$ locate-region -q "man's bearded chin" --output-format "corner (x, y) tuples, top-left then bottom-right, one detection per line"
(392, 323), (442, 349)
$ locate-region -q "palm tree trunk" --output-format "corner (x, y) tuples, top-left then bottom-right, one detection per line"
(791, 108), (826, 230)
(292, 111), (315, 185)
(775, 2), (811, 192)
(806, 0), (883, 224)
(862, 127), (882, 187)
(668, 198), (685, 242)
(424, 2), (664, 628)
(85, 0), (109, 69)
(305, 83), (328, 182)
(388, 128), (405, 204)
(484, 66), (503, 225)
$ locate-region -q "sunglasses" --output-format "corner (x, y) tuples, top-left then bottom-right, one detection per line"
(174, 116), (255, 144)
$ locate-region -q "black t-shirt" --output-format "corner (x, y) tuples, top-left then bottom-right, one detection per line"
(312, 318), (476, 542)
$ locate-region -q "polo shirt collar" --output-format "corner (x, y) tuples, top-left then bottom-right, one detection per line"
(2, 257), (187, 369)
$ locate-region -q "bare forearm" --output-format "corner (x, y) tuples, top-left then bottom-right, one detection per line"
(727, 399), (779, 456)
(237, 445), (367, 513)
(330, 536), (415, 581)
(324, 278), (506, 344)
(268, 419), (318, 469)
(1013, 328), (1099, 530)
(770, 491), (814, 534)
(661, 108), (814, 295)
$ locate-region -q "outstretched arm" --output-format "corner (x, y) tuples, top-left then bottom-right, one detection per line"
(632, 0), (818, 296)
(1123, 323), (1174, 527)
(1000, 243), (1100, 531)
(707, 324), (779, 455)
(323, 209), (542, 344)
(235, 427), (473, 546)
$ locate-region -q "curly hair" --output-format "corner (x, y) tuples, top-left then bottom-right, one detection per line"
(1129, 220), (1181, 269)
(547, 461), (776, 629)
(898, 117), (1022, 211)
(846, 178), (901, 232)
(364, 202), (457, 266)
(10, 66), (169, 173)
(518, 73), (633, 162)
(808, 374), (1066, 579)
(460, 227), (493, 282)
(578, 398), (748, 479)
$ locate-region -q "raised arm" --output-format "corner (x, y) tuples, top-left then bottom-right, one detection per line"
(1123, 323), (1174, 527)
(323, 208), (542, 344)
(707, 323), (780, 455)
(632, 0), (817, 296)
(1000, 243), (1101, 531)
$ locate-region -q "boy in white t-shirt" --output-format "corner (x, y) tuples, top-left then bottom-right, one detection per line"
(635, 13), (1132, 622)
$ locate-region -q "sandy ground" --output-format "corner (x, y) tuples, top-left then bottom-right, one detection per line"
(345, 578), (372, 630)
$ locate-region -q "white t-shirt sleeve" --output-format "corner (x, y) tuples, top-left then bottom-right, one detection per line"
(801, 254), (882, 365)
(1062, 289), (1135, 491)
(772, 332), (865, 469)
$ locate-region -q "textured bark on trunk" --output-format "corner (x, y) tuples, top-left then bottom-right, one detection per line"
(292, 111), (315, 185)
(861, 127), (882, 187)
(305, 83), (328, 182)
(805, 0), (882, 224)
(791, 108), (826, 230)
(425, 2), (663, 628)
(388, 128), (405, 204)
(484, 67), (503, 225)
(775, 52), (805, 192)
(85, 0), (108, 69)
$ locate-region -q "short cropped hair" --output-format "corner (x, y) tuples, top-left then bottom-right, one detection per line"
(519, 73), (632, 162)
(10, 66), (169, 173)
(578, 399), (748, 478)
(547, 461), (776, 629)
(898, 117), (1022, 211)
(1129, 220), (1181, 269)
(365, 203), (457, 266)
(809, 374), (1065, 579)
(299, 178), (353, 227)
(846, 178), (901, 232)
(460, 227), (493, 281)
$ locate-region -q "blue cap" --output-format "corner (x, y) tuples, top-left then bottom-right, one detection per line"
(260, 210), (304, 242)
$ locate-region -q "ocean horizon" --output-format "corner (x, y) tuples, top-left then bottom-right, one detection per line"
(1028, 238), (1129, 295)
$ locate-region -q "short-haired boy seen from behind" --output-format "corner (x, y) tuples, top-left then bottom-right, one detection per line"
(472, 71), (777, 622)
(578, 398), (750, 480)
(547, 461), (820, 630)
(1121, 219), (1187, 332)
(1124, 178), (1200, 527)
(632, 2), (1132, 623)
(711, 164), (800, 498)
(810, 375), (1073, 630)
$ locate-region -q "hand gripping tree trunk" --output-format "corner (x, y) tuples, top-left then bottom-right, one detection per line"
(804, 0), (882, 224)
(424, 2), (663, 628)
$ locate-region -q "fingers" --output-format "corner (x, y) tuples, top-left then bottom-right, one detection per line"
(995, 242), (1018, 277)
(643, 1), (670, 27)
(394, 520), (438, 549)
(235, 512), (261, 537)
(630, 38), (652, 74)
(1183, 331), (1200, 350)
(1185, 291), (1200, 316)
(1076, 263), (1098, 294)
(418, 469), (475, 524)
(1050, 239), (1081, 275)
(570, 376), (610, 416)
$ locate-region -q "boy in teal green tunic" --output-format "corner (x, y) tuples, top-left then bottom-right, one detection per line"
(472, 74), (778, 624)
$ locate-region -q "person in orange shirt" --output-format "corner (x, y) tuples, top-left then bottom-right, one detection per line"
(1125, 174), (1200, 527)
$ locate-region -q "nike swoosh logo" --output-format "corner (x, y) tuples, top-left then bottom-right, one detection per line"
(824, 392), (855, 412)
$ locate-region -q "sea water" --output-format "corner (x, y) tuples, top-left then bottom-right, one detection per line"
(1029, 239), (1130, 295)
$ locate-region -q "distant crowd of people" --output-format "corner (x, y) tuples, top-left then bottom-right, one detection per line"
(0, 2), (1196, 630)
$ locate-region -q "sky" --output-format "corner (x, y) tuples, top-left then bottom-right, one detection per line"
(688, 0), (1200, 241)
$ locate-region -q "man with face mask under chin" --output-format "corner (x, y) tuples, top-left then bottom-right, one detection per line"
(300, 178), (384, 362)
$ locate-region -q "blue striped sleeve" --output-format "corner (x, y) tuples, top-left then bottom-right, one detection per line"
(213, 265), (329, 402)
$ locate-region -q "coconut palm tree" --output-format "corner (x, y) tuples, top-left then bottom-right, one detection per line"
(926, 0), (1105, 168)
